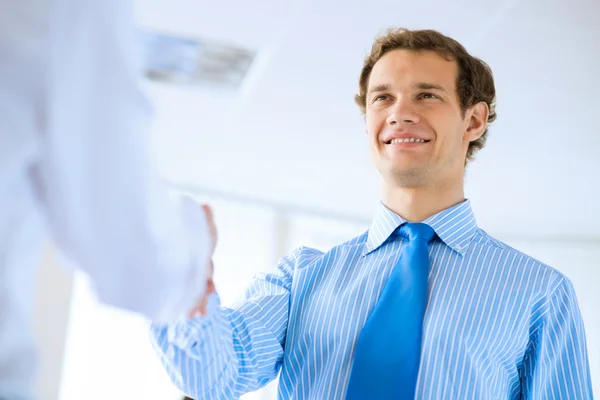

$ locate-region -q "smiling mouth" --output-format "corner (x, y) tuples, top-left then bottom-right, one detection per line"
(385, 138), (431, 144)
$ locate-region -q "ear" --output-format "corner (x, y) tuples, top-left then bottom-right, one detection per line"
(464, 102), (489, 142)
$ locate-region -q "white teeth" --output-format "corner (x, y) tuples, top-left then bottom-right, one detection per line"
(390, 138), (426, 144)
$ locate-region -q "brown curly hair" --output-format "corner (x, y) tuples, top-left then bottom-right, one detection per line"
(356, 28), (497, 163)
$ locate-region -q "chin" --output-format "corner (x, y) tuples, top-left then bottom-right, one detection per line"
(388, 167), (430, 188)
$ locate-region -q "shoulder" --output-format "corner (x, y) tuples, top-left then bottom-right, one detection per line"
(473, 228), (569, 293)
(287, 230), (369, 268)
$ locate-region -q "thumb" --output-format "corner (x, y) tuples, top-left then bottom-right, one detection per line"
(201, 204), (217, 252)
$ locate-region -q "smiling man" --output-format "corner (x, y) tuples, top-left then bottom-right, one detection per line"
(151, 28), (593, 399)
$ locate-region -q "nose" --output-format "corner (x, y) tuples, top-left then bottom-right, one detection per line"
(386, 97), (420, 126)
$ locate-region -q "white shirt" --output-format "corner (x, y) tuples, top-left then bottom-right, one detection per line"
(0, 0), (211, 398)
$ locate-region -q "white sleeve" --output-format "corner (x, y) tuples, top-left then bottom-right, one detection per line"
(31, 0), (211, 322)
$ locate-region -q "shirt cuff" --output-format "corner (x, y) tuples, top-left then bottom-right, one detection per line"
(161, 292), (223, 351)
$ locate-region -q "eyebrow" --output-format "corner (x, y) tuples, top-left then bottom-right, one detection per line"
(415, 82), (447, 92)
(368, 82), (448, 94)
(368, 84), (391, 95)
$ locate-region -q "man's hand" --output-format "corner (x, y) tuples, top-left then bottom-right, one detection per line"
(187, 260), (215, 317)
(188, 204), (217, 317)
(202, 204), (217, 255)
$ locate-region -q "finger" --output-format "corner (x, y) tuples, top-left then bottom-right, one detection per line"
(206, 278), (215, 295)
(201, 204), (217, 250)
(188, 295), (209, 318)
(187, 279), (215, 318)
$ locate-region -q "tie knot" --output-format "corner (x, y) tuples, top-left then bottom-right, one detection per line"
(394, 222), (435, 243)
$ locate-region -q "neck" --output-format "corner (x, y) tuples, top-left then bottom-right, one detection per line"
(382, 177), (465, 222)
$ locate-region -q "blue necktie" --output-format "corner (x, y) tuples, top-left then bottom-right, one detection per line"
(346, 222), (435, 400)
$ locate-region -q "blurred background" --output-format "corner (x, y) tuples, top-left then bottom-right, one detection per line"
(32, 0), (599, 398)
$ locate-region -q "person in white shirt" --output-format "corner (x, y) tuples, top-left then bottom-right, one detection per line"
(0, 0), (216, 398)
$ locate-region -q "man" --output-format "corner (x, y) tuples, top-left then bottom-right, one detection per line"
(151, 28), (593, 399)
(0, 1), (215, 398)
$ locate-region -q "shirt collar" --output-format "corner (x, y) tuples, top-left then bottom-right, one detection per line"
(364, 199), (478, 256)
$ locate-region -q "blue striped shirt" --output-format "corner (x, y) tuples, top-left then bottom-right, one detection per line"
(150, 200), (594, 399)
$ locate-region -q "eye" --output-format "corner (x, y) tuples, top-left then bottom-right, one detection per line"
(418, 92), (440, 100)
(372, 94), (389, 103)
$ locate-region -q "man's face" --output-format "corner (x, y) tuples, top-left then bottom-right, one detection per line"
(365, 49), (479, 188)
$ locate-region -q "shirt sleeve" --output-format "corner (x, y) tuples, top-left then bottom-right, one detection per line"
(23, 0), (212, 323)
(520, 276), (594, 399)
(149, 247), (320, 399)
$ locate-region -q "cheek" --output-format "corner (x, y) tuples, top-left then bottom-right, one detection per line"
(364, 126), (381, 157)
(427, 114), (463, 144)
(365, 114), (374, 133)
(434, 131), (466, 161)
(365, 112), (384, 139)
(364, 119), (375, 143)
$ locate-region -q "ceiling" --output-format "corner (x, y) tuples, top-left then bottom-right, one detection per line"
(135, 0), (600, 240)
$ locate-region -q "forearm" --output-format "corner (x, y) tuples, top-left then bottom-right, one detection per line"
(150, 250), (303, 397)
(151, 293), (287, 398)
(151, 295), (241, 399)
